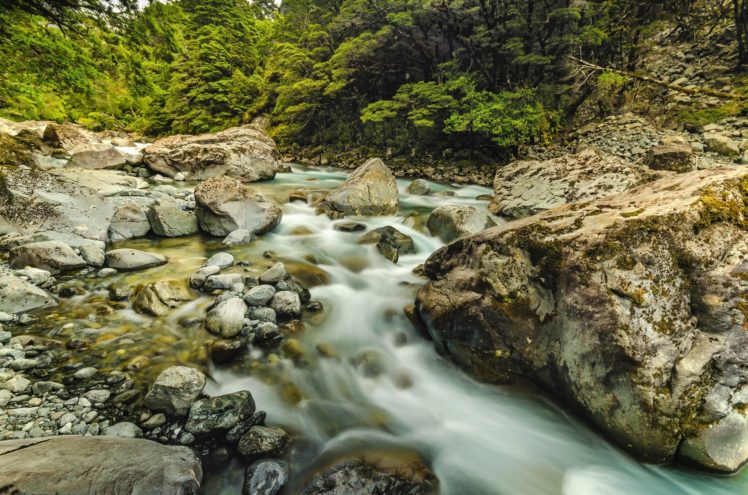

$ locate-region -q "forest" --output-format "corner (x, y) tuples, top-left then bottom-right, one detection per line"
(0, 0), (741, 160)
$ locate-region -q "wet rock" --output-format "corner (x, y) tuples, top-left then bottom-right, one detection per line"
(144, 366), (206, 417)
(205, 297), (247, 338)
(9, 241), (87, 274)
(351, 350), (385, 378)
(270, 291), (302, 319)
(238, 426), (290, 462)
(253, 322), (282, 347)
(488, 148), (656, 219)
(0, 436), (202, 495)
(223, 228), (255, 246)
(357, 226), (415, 263)
(103, 422), (143, 438)
(186, 390), (255, 435)
(249, 307), (276, 323)
(133, 280), (193, 317)
(245, 285), (276, 306)
(205, 252), (234, 269)
(108, 282), (133, 301)
(143, 125), (279, 181)
(226, 411), (266, 444)
(320, 158), (399, 216)
(194, 176), (282, 236)
(0, 275), (56, 314)
(426, 205), (494, 243)
(334, 222), (366, 232)
(260, 263), (287, 284)
(416, 166), (748, 471)
(210, 339), (246, 363)
(68, 143), (127, 169)
(406, 179), (430, 195)
(147, 198), (199, 237)
(105, 248), (168, 271)
(109, 203), (151, 241)
(190, 266), (221, 290)
(300, 450), (437, 495)
(243, 460), (289, 495)
(204, 273), (244, 292)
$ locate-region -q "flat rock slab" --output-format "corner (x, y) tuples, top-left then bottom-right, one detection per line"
(0, 436), (202, 495)
(105, 249), (168, 271)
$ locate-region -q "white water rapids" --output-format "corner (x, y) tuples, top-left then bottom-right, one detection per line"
(194, 166), (748, 494)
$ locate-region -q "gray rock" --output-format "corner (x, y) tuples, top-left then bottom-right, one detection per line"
(1, 376), (30, 393)
(406, 178), (430, 195)
(185, 390), (255, 435)
(103, 422), (143, 438)
(68, 143), (127, 169)
(270, 291), (302, 319)
(78, 245), (105, 267)
(243, 460), (289, 495)
(109, 203), (151, 241)
(223, 228), (255, 246)
(190, 266), (221, 290)
(357, 226), (415, 263)
(248, 307), (276, 323)
(321, 158), (399, 216)
(704, 133), (740, 156)
(143, 125), (279, 181)
(83, 389), (111, 404)
(0, 436), (202, 495)
(416, 166), (748, 472)
(12, 267), (51, 286)
(147, 198), (199, 237)
(426, 205), (494, 243)
(237, 426), (290, 462)
(259, 263), (287, 284)
(0, 167), (146, 242)
(194, 176), (282, 236)
(244, 285), (276, 306)
(32, 381), (64, 395)
(105, 248), (168, 271)
(0, 276), (55, 314)
(73, 367), (97, 380)
(205, 252), (234, 269)
(143, 366), (206, 417)
(142, 413), (166, 429)
(43, 122), (98, 151)
(205, 298), (248, 338)
(9, 241), (87, 274)
(204, 273), (244, 292)
(488, 148), (657, 219)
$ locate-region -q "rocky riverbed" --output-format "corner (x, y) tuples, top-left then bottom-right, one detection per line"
(2, 118), (748, 494)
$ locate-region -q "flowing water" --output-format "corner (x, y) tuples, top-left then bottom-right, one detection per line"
(23, 165), (748, 494)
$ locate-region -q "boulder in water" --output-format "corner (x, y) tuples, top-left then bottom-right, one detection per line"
(417, 166), (748, 471)
(143, 125), (279, 181)
(238, 426), (290, 462)
(133, 280), (194, 317)
(186, 390), (255, 435)
(144, 366), (206, 417)
(321, 158), (399, 216)
(105, 248), (168, 271)
(426, 205), (494, 243)
(109, 203), (151, 241)
(147, 198), (199, 237)
(194, 176), (282, 236)
(357, 226), (415, 263)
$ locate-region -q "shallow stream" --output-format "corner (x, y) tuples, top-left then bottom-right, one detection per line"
(22, 165), (748, 494)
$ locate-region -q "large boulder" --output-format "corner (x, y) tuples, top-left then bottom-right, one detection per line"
(426, 205), (494, 243)
(109, 203), (151, 241)
(321, 158), (399, 216)
(0, 436), (202, 495)
(9, 240), (87, 274)
(143, 125), (279, 181)
(42, 122), (99, 151)
(67, 143), (127, 169)
(416, 166), (748, 471)
(0, 166), (147, 241)
(488, 148), (657, 219)
(0, 275), (56, 314)
(194, 176), (282, 237)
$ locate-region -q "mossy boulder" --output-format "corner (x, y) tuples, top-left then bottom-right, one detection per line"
(417, 166), (748, 472)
